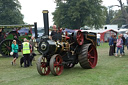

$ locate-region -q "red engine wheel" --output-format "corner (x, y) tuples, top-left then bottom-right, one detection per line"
(74, 30), (84, 45)
(50, 54), (63, 76)
(87, 45), (97, 68)
(37, 56), (50, 75)
(78, 44), (98, 69)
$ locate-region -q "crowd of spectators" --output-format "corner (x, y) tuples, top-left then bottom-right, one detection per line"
(109, 32), (128, 57)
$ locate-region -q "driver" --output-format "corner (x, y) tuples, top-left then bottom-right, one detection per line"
(50, 25), (62, 41)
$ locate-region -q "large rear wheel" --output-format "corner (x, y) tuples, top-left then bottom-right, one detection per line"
(50, 54), (63, 76)
(0, 39), (22, 57)
(37, 56), (50, 75)
(78, 44), (98, 69)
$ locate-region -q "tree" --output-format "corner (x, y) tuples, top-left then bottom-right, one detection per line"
(113, 0), (128, 25)
(106, 0), (128, 27)
(53, 0), (106, 29)
(105, 9), (115, 24)
(0, 0), (24, 25)
(118, 0), (128, 24)
(110, 9), (126, 27)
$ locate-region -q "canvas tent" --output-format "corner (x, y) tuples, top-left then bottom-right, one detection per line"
(100, 29), (118, 42)
(81, 29), (118, 42)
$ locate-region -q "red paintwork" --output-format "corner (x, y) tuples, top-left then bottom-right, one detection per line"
(87, 45), (97, 68)
(40, 57), (50, 75)
(100, 29), (117, 42)
(76, 30), (84, 45)
(53, 55), (63, 75)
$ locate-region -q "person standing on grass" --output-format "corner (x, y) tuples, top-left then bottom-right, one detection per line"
(113, 35), (117, 54)
(120, 34), (125, 55)
(11, 40), (19, 65)
(109, 34), (114, 56)
(21, 38), (31, 67)
(126, 32), (128, 49)
(97, 33), (101, 46)
(29, 36), (35, 53)
(29, 36), (36, 61)
(115, 35), (123, 57)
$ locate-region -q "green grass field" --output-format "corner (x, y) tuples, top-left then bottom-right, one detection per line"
(0, 43), (128, 85)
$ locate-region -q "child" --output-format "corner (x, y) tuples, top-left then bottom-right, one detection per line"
(11, 40), (19, 65)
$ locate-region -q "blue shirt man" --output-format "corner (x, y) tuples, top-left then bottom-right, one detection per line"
(109, 36), (114, 46)
(109, 35), (114, 56)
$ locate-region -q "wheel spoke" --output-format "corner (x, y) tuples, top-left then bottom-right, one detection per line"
(54, 63), (59, 66)
(41, 62), (46, 67)
(88, 48), (93, 53)
(79, 34), (82, 38)
(77, 35), (80, 38)
(44, 67), (47, 73)
(3, 43), (7, 47)
(58, 58), (62, 64)
(88, 60), (93, 66)
(56, 56), (59, 62)
(77, 38), (80, 41)
(77, 34), (81, 38)
(90, 55), (95, 59)
(88, 54), (95, 59)
(56, 67), (59, 73)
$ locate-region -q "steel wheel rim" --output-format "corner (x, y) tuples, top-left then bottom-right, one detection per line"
(37, 56), (50, 75)
(0, 39), (12, 56)
(50, 54), (63, 76)
(40, 57), (50, 75)
(87, 45), (97, 68)
(54, 55), (63, 75)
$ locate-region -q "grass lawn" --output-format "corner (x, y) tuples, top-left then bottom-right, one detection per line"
(0, 43), (128, 85)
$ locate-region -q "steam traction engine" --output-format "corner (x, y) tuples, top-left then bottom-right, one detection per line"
(37, 10), (98, 76)
(0, 24), (35, 57)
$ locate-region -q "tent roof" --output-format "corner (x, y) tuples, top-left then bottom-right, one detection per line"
(0, 24), (34, 28)
(81, 29), (118, 34)
(102, 29), (118, 34)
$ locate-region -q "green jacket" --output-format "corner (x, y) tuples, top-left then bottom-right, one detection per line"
(11, 44), (18, 53)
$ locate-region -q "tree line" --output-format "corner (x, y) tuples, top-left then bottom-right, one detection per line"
(0, 0), (24, 25)
(0, 0), (128, 29)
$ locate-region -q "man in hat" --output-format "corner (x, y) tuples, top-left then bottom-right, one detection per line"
(50, 25), (57, 40)
(21, 38), (31, 67)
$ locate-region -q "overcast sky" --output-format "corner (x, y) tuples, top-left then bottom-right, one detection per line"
(19, 0), (127, 27)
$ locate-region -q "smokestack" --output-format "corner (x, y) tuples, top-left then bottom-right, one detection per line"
(34, 22), (38, 39)
(42, 10), (49, 36)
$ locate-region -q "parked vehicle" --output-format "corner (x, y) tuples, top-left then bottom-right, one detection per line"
(0, 24), (35, 57)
